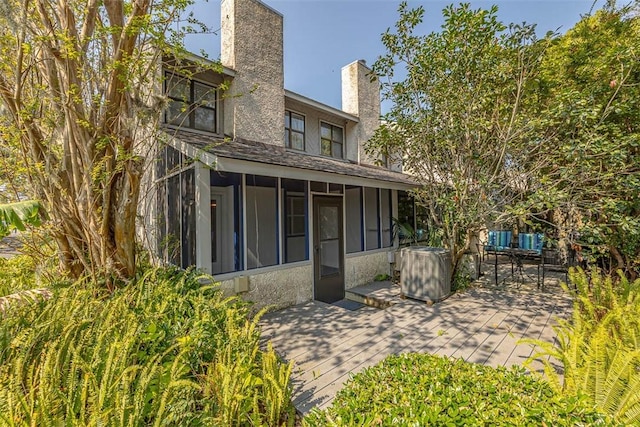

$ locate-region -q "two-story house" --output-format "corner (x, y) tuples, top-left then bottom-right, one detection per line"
(151, 0), (417, 309)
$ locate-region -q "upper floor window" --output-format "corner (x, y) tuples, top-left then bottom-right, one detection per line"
(164, 72), (217, 133)
(285, 110), (305, 150)
(321, 122), (344, 159)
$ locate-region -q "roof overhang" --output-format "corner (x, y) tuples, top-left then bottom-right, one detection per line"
(285, 90), (359, 123)
(162, 129), (417, 191)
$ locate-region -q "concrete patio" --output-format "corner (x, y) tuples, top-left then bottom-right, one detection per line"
(261, 258), (572, 414)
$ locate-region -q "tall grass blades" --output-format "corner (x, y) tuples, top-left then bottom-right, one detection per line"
(0, 267), (294, 425)
(523, 268), (640, 424)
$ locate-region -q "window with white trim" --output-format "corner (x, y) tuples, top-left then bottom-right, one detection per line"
(164, 72), (217, 133)
(285, 111), (305, 151)
(320, 122), (344, 159)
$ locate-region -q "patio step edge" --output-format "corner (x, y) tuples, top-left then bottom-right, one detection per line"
(345, 290), (394, 309)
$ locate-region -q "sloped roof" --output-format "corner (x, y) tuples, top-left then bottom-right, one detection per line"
(164, 128), (417, 187)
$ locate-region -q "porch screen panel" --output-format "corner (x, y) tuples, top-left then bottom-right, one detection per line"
(416, 203), (429, 243)
(181, 168), (196, 268)
(156, 181), (167, 261)
(246, 175), (278, 269)
(397, 190), (418, 244)
(282, 179), (308, 263)
(156, 148), (197, 269)
(166, 175), (181, 265)
(364, 187), (380, 250)
(345, 186), (363, 253)
(210, 171), (244, 274)
(381, 188), (392, 248)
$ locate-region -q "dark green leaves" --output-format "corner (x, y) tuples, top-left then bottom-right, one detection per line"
(304, 353), (611, 426)
(0, 200), (44, 239)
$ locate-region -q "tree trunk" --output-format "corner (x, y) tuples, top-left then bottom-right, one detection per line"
(110, 159), (142, 279)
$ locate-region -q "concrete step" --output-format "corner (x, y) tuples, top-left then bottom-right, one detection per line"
(345, 280), (401, 309)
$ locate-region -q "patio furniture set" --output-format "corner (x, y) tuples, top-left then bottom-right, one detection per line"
(481, 230), (579, 289)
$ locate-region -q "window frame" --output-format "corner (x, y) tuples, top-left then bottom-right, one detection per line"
(285, 110), (306, 151)
(285, 195), (306, 238)
(164, 71), (218, 134)
(320, 121), (344, 159)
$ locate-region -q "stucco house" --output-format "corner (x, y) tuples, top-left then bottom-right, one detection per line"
(150, 0), (417, 309)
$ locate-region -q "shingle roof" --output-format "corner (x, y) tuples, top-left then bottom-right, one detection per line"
(165, 128), (417, 186)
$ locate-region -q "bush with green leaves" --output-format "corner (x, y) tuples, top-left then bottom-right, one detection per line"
(0, 267), (294, 426)
(524, 268), (640, 424)
(304, 353), (610, 426)
(0, 255), (37, 298)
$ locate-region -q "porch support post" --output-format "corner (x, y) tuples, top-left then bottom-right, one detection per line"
(195, 162), (212, 274)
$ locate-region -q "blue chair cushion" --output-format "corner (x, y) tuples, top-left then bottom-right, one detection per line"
(518, 233), (544, 254)
(486, 230), (512, 251)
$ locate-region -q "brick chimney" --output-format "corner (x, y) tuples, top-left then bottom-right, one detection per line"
(221, 0), (285, 145)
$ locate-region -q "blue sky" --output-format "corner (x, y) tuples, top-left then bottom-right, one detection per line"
(184, 0), (605, 110)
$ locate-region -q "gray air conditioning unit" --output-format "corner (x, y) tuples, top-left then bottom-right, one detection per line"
(400, 246), (452, 302)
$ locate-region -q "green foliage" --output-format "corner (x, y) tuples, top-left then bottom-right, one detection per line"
(0, 255), (37, 298)
(304, 353), (610, 426)
(0, 267), (294, 426)
(370, 2), (548, 277)
(0, 0), (223, 281)
(520, 4), (640, 276)
(451, 265), (473, 293)
(0, 201), (44, 239)
(392, 217), (418, 246)
(523, 268), (640, 424)
(373, 273), (391, 282)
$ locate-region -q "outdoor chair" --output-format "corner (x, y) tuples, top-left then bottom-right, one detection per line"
(537, 247), (577, 290)
(484, 230), (513, 256)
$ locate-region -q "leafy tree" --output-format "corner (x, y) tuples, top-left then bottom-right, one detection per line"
(0, 200), (44, 239)
(370, 2), (547, 277)
(0, 0), (212, 283)
(520, 2), (640, 277)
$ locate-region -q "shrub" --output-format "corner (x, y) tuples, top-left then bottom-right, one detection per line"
(304, 353), (610, 426)
(0, 255), (37, 298)
(523, 268), (640, 424)
(0, 267), (295, 426)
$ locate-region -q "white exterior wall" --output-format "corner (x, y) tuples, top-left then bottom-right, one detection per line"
(215, 251), (394, 310)
(284, 98), (355, 159)
(217, 264), (314, 311)
(221, 0), (284, 145)
(345, 251), (393, 290)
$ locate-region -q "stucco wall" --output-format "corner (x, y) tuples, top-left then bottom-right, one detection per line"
(341, 60), (381, 167)
(345, 251), (392, 290)
(216, 251), (391, 310)
(218, 263), (314, 311)
(284, 98), (353, 159)
(221, 0), (284, 145)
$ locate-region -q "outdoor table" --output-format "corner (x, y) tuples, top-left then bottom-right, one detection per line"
(488, 247), (541, 286)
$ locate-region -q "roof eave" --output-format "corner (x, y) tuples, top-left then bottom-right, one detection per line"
(285, 90), (359, 123)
